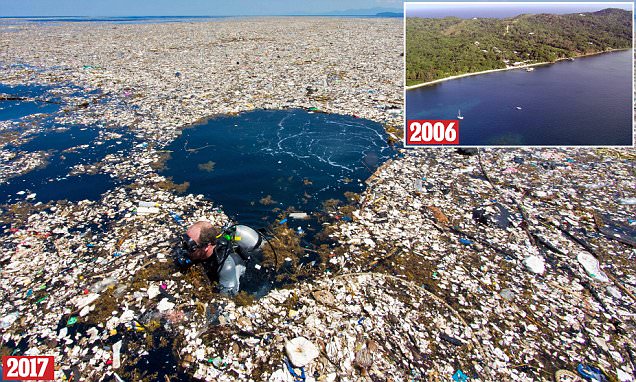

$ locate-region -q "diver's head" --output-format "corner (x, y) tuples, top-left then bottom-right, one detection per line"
(183, 221), (220, 261)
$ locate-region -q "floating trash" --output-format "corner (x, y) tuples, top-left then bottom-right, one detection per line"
(577, 253), (609, 283)
(285, 337), (319, 367)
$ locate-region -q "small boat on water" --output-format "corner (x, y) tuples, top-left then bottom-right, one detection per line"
(457, 109), (464, 120)
(515, 106), (523, 110)
(525, 67), (535, 72)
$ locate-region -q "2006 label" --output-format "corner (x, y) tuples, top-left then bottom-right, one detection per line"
(406, 120), (459, 145)
(2, 356), (54, 380)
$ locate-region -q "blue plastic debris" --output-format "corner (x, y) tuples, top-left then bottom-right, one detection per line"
(577, 364), (607, 382)
(341, 216), (352, 222)
(169, 211), (184, 226)
(459, 238), (472, 245)
(283, 357), (305, 382)
(410, 369), (423, 379)
(279, 218), (288, 224)
(357, 317), (365, 325)
(452, 369), (469, 382)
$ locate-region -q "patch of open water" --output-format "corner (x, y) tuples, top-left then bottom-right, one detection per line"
(162, 109), (394, 228)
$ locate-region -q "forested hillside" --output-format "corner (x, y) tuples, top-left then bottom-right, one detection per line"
(406, 8), (632, 85)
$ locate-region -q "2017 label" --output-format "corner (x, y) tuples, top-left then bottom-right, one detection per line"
(406, 120), (459, 145)
(2, 356), (54, 380)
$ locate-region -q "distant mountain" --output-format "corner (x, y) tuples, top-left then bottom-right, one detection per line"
(592, 8), (629, 16)
(376, 12), (403, 18)
(320, 7), (402, 16)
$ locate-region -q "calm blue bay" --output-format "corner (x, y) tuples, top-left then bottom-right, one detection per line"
(406, 49), (633, 146)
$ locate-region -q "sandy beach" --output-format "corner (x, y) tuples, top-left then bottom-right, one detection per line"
(406, 48), (632, 90)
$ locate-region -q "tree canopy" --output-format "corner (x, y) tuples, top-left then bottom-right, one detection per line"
(406, 8), (633, 85)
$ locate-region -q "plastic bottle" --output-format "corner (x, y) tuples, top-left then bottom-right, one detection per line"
(90, 277), (117, 293)
(414, 179), (423, 192)
(138, 201), (159, 207)
(136, 206), (160, 215)
(0, 312), (19, 329)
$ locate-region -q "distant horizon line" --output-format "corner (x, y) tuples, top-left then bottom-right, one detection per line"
(0, 14), (403, 18)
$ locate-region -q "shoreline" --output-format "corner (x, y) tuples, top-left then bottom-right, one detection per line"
(405, 47), (632, 90)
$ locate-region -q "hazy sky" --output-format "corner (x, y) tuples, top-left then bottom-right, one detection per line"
(1, 0), (631, 17)
(1, 0), (403, 16)
(406, 2), (633, 19)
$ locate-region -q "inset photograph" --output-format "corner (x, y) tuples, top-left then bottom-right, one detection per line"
(405, 2), (634, 146)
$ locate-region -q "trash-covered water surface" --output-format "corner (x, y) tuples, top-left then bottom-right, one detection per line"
(0, 83), (61, 120)
(162, 109), (394, 227)
(1, 16), (635, 382)
(1, 123), (138, 204)
(0, 79), (140, 204)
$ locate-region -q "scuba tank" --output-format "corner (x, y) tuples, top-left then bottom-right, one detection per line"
(217, 224), (263, 261)
(217, 253), (246, 296)
(233, 225), (263, 258)
(213, 224), (263, 295)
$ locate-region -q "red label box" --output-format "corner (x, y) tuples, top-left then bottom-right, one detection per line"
(406, 120), (459, 145)
(2, 356), (54, 380)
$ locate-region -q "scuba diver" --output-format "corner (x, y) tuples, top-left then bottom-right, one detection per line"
(175, 221), (263, 296)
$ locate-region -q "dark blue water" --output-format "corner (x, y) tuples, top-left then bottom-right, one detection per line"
(406, 50), (633, 146)
(15, 126), (99, 152)
(1, 125), (136, 204)
(0, 15), (400, 25)
(0, 83), (60, 120)
(0, 83), (135, 204)
(0, 16), (227, 24)
(0, 80), (134, 204)
(162, 109), (393, 227)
